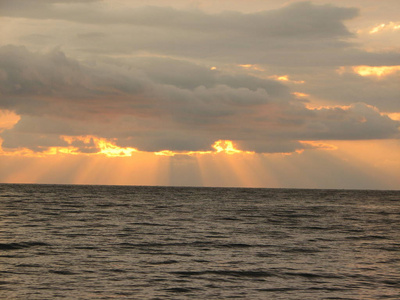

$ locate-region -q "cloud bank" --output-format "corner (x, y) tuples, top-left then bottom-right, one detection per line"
(0, 44), (398, 154)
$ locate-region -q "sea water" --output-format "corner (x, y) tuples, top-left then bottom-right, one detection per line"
(0, 184), (399, 299)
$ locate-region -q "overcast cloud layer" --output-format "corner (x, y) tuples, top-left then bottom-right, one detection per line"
(0, 1), (399, 154)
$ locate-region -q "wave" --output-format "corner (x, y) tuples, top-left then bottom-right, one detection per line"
(171, 270), (343, 279)
(171, 270), (275, 278)
(0, 241), (49, 251)
(117, 241), (256, 249)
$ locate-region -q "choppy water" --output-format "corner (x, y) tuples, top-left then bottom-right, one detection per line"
(0, 184), (399, 299)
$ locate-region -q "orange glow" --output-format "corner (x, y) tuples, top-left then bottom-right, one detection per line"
(238, 64), (265, 71)
(0, 134), (346, 159)
(196, 151), (277, 187)
(0, 135), (138, 157)
(385, 112), (400, 121)
(1, 136), (257, 159)
(338, 65), (400, 77)
(2, 138), (399, 189)
(154, 149), (213, 156)
(353, 65), (400, 77)
(155, 149), (212, 157)
(292, 92), (309, 98)
(300, 141), (338, 151)
(0, 138), (36, 157)
(97, 139), (137, 157)
(212, 140), (253, 155)
(155, 150), (177, 156)
(369, 22), (400, 34)
(155, 140), (254, 156)
(269, 75), (305, 84)
(327, 140), (400, 188)
(305, 103), (386, 118)
(239, 64), (253, 69)
(305, 103), (351, 110)
(370, 24), (386, 34)
(61, 135), (138, 157)
(0, 110), (20, 131)
(277, 75), (289, 81)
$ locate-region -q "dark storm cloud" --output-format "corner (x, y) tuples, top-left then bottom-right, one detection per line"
(0, 45), (398, 153)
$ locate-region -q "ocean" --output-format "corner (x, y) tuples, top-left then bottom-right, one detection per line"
(0, 184), (399, 299)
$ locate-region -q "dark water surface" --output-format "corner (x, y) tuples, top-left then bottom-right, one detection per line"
(1, 184), (399, 299)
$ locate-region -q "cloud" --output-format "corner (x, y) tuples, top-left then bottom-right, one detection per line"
(0, 45), (398, 154)
(0, 1), (357, 37)
(297, 66), (400, 112)
(0, 2), (358, 61)
(4, 1), (400, 68)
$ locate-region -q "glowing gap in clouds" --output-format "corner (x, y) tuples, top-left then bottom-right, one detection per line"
(1, 135), (256, 157)
(1, 133), (340, 158)
(292, 92), (310, 98)
(269, 75), (305, 84)
(62, 136), (138, 157)
(238, 64), (265, 71)
(156, 140), (254, 156)
(0, 136), (138, 157)
(369, 22), (400, 34)
(338, 65), (400, 77)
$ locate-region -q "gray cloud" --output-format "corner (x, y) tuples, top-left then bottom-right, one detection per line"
(4, 1), (400, 68)
(0, 1), (357, 38)
(301, 70), (400, 112)
(0, 45), (398, 153)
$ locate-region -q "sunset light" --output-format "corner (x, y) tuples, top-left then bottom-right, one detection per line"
(369, 22), (400, 34)
(269, 75), (305, 84)
(1, 2), (399, 298)
(212, 140), (251, 155)
(62, 136), (138, 157)
(0, 0), (399, 190)
(352, 65), (400, 77)
(0, 110), (20, 131)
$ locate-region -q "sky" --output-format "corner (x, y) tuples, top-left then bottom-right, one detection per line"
(0, 0), (399, 189)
